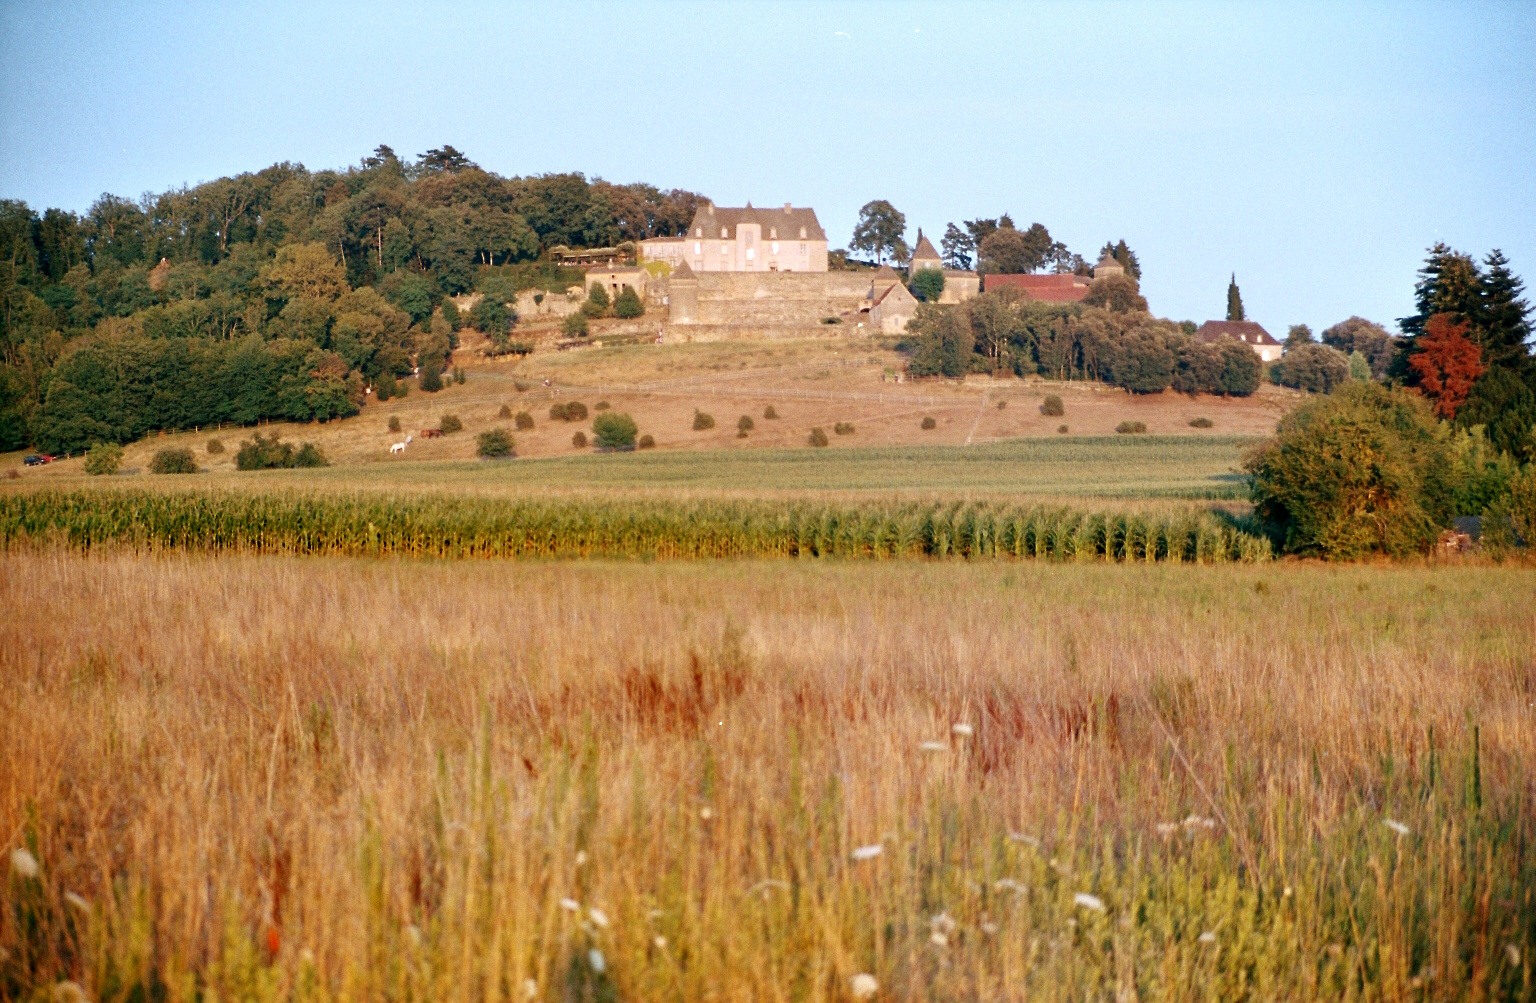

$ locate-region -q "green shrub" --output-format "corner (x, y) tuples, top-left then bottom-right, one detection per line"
(1116, 421), (1148, 434)
(550, 402), (587, 422)
(595, 401), (611, 410)
(763, 406), (779, 419)
(1246, 382), (1453, 559)
(638, 434), (655, 449)
(692, 410), (716, 431)
(498, 404), (513, 419)
(572, 431), (588, 448)
(833, 422), (855, 435)
(1057, 424), (1069, 434)
(584, 283), (610, 317)
(206, 438), (225, 454)
(613, 285), (644, 319)
(1273, 343), (1350, 393)
(1189, 417), (1214, 428)
(440, 299), (462, 331)
(514, 379), (531, 392)
(84, 442), (124, 476)
(150, 447), (197, 474)
(1040, 395), (1065, 416)
(375, 375), (395, 401)
(563, 312), (589, 338)
(293, 443), (328, 468)
(515, 410), (535, 430)
(453, 367), (466, 385)
(420, 364), (443, 393)
(439, 414), (463, 434)
(921, 416), (937, 430)
(909, 267), (945, 303)
(737, 415), (754, 432)
(477, 429), (515, 458)
(389, 416), (402, 432)
(592, 412), (638, 450)
(1484, 465), (1536, 548)
(234, 432), (324, 470)
(809, 427), (829, 447)
(996, 399), (1007, 409)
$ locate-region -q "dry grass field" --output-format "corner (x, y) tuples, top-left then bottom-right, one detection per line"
(3, 551), (1533, 1001)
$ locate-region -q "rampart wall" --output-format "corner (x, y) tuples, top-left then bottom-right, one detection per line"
(664, 271), (880, 326)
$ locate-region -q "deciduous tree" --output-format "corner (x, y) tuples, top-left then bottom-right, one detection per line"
(1407, 312), (1486, 418)
(850, 201), (907, 265)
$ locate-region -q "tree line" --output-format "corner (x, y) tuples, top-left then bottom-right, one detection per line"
(0, 145), (707, 452)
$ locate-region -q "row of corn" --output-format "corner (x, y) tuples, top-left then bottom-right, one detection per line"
(0, 490), (1272, 562)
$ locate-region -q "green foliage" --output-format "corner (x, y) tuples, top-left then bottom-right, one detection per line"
(638, 434), (655, 449)
(550, 401), (587, 422)
(1246, 383), (1453, 558)
(515, 410), (534, 430)
(850, 200), (908, 265)
(1111, 328), (1175, 393)
(1116, 421), (1148, 434)
(1456, 367), (1536, 463)
(388, 416), (402, 432)
(1284, 324), (1314, 349)
(583, 283), (610, 318)
(592, 412), (638, 450)
(476, 429), (515, 458)
(453, 366), (465, 384)
(1040, 395), (1064, 416)
(1057, 424), (1069, 434)
(921, 416), (937, 430)
(205, 437), (225, 454)
(613, 285), (644, 319)
(1482, 464), (1536, 548)
(1226, 274), (1244, 322)
(692, 410), (715, 431)
(1189, 417), (1214, 428)
(84, 442), (124, 475)
(572, 431), (588, 448)
(419, 357), (444, 392)
(439, 414), (463, 434)
(469, 296), (515, 352)
(737, 415), (754, 432)
(439, 299), (463, 331)
(1083, 275), (1147, 313)
(809, 427), (829, 447)
(763, 406), (778, 420)
(594, 401), (610, 410)
(497, 404), (512, 419)
(1349, 351), (1372, 382)
(293, 442), (327, 468)
(910, 268), (945, 303)
(236, 431), (326, 470)
(833, 422), (855, 435)
(1322, 317), (1396, 378)
(149, 447), (197, 474)
(562, 312), (589, 338)
(1218, 342), (1262, 395)
(905, 304), (974, 378)
(1445, 426), (1520, 516)
(1272, 343), (1350, 393)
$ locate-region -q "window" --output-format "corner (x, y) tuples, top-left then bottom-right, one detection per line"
(721, 227), (728, 239)
(747, 248), (755, 260)
(695, 227), (702, 237)
(771, 242), (779, 254)
(694, 242), (701, 254)
(770, 228), (777, 239)
(799, 227), (806, 239)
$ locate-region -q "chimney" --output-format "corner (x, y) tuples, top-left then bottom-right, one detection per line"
(706, 202), (715, 216)
(784, 203), (792, 212)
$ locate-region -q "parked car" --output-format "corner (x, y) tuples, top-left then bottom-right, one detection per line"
(23, 454), (55, 466)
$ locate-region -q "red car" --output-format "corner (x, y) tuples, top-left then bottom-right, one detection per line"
(23, 454), (55, 466)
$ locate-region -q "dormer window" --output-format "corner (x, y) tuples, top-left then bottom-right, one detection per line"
(799, 227), (807, 239)
(770, 228), (777, 239)
(721, 227), (728, 239)
(695, 227), (702, 237)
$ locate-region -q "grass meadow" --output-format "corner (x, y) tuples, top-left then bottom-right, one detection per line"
(3, 551), (1533, 1001)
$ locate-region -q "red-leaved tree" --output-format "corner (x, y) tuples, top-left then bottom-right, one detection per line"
(1407, 312), (1486, 418)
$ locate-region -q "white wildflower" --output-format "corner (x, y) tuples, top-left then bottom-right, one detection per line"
(559, 898), (580, 912)
(951, 723), (974, 737)
(1197, 931), (1217, 944)
(64, 892), (90, 914)
(930, 912), (956, 934)
(1155, 822), (1178, 837)
(699, 807), (713, 820)
(980, 921), (999, 935)
(574, 850), (588, 866)
(405, 924), (423, 947)
(587, 948), (606, 973)
(10, 848), (38, 879)
(1507, 943), (1522, 967)
(1283, 886), (1293, 898)
(850, 973), (878, 999)
(1384, 819), (1409, 837)
(929, 931), (948, 946)
(588, 907), (609, 928)
(919, 741), (947, 753)
(748, 878), (790, 897)
(1073, 892), (1105, 912)
(653, 935), (666, 949)
(851, 844), (883, 861)
(523, 978), (538, 1000)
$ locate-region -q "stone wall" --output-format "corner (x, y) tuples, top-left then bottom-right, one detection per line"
(663, 271), (881, 326)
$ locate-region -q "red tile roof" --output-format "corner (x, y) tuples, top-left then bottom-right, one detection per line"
(982, 273), (1092, 302)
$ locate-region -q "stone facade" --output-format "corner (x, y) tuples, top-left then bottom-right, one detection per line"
(1194, 320), (1283, 362)
(584, 266), (648, 302)
(938, 270), (980, 305)
(641, 201), (828, 272)
(908, 230), (943, 276)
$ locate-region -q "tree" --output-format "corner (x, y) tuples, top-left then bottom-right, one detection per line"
(1321, 317), (1395, 378)
(584, 282), (610, 317)
(905, 303), (973, 378)
(477, 428), (514, 458)
(417, 146), (476, 173)
(1348, 351), (1372, 382)
(1099, 241), (1142, 281)
(84, 442), (123, 475)
(1478, 249), (1532, 372)
(1111, 326), (1176, 394)
(1284, 324), (1314, 351)
(469, 295), (513, 351)
(1226, 274), (1244, 322)
(1082, 274), (1147, 314)
(1219, 342), (1262, 396)
(1407, 313), (1486, 418)
(977, 222), (1058, 275)
(613, 285), (644, 318)
(260, 242), (348, 301)
(1456, 367), (1536, 463)
(1273, 342), (1350, 393)
(850, 201), (907, 265)
(910, 268), (945, 302)
(1399, 243), (1482, 342)
(592, 411), (638, 450)
(940, 223), (974, 270)
(1246, 382), (1453, 558)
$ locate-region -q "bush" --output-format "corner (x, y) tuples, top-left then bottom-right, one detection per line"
(910, 267), (945, 303)
(997, 399), (1007, 409)
(595, 401), (611, 410)
(833, 422), (855, 435)
(1484, 465), (1536, 548)
(1057, 424), (1069, 434)
(439, 414), (463, 434)
(809, 427), (830, 447)
(763, 406), (779, 419)
(389, 416), (402, 432)
(477, 429), (515, 458)
(453, 367), (466, 385)
(1189, 417), (1214, 428)
(550, 402), (587, 422)
(1111, 329), (1175, 394)
(235, 432), (324, 470)
(638, 434), (655, 449)
(613, 285), (644, 319)
(592, 412), (638, 450)
(293, 442), (327, 468)
(584, 283), (610, 317)
(1246, 382), (1453, 559)
(375, 376), (393, 402)
(921, 416), (937, 430)
(206, 438), (225, 454)
(515, 410), (535, 430)
(1040, 395), (1064, 416)
(1273, 342), (1350, 394)
(1116, 421), (1148, 434)
(692, 410), (716, 431)
(1219, 342), (1263, 396)
(420, 365), (444, 393)
(737, 415), (754, 432)
(150, 447), (197, 474)
(498, 404), (513, 419)
(440, 299), (462, 331)
(85, 442), (124, 475)
(562, 312), (589, 338)
(572, 431), (588, 448)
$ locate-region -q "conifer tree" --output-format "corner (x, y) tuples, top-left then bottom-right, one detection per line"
(1478, 249), (1532, 372)
(1226, 274), (1245, 322)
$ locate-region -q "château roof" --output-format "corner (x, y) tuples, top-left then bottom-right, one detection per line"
(910, 230), (941, 263)
(685, 202), (826, 241)
(982, 273), (1091, 302)
(1195, 320), (1279, 346)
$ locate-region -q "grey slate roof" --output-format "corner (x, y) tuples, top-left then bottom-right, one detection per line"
(911, 230), (940, 262)
(1195, 320), (1280, 346)
(686, 202), (826, 241)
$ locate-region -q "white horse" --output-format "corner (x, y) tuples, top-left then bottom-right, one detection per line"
(389, 434), (413, 455)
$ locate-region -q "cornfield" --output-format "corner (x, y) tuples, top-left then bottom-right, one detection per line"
(0, 490), (1272, 562)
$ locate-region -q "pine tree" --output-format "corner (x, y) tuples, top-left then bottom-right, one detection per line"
(1112, 240), (1141, 280)
(1478, 249), (1532, 372)
(1399, 243), (1482, 341)
(1226, 275), (1245, 322)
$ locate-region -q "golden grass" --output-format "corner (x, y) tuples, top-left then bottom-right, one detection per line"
(3, 552), (1533, 1000)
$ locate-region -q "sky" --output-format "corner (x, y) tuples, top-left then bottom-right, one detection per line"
(2, 0), (1533, 335)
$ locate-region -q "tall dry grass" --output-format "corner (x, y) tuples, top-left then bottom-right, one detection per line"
(2, 552), (1533, 1001)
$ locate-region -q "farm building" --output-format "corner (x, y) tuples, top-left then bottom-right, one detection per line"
(1194, 320), (1284, 362)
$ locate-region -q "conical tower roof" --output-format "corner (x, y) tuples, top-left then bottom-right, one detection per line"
(911, 229), (940, 262)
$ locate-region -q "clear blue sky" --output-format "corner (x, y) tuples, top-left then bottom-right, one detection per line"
(2, 1), (1532, 335)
